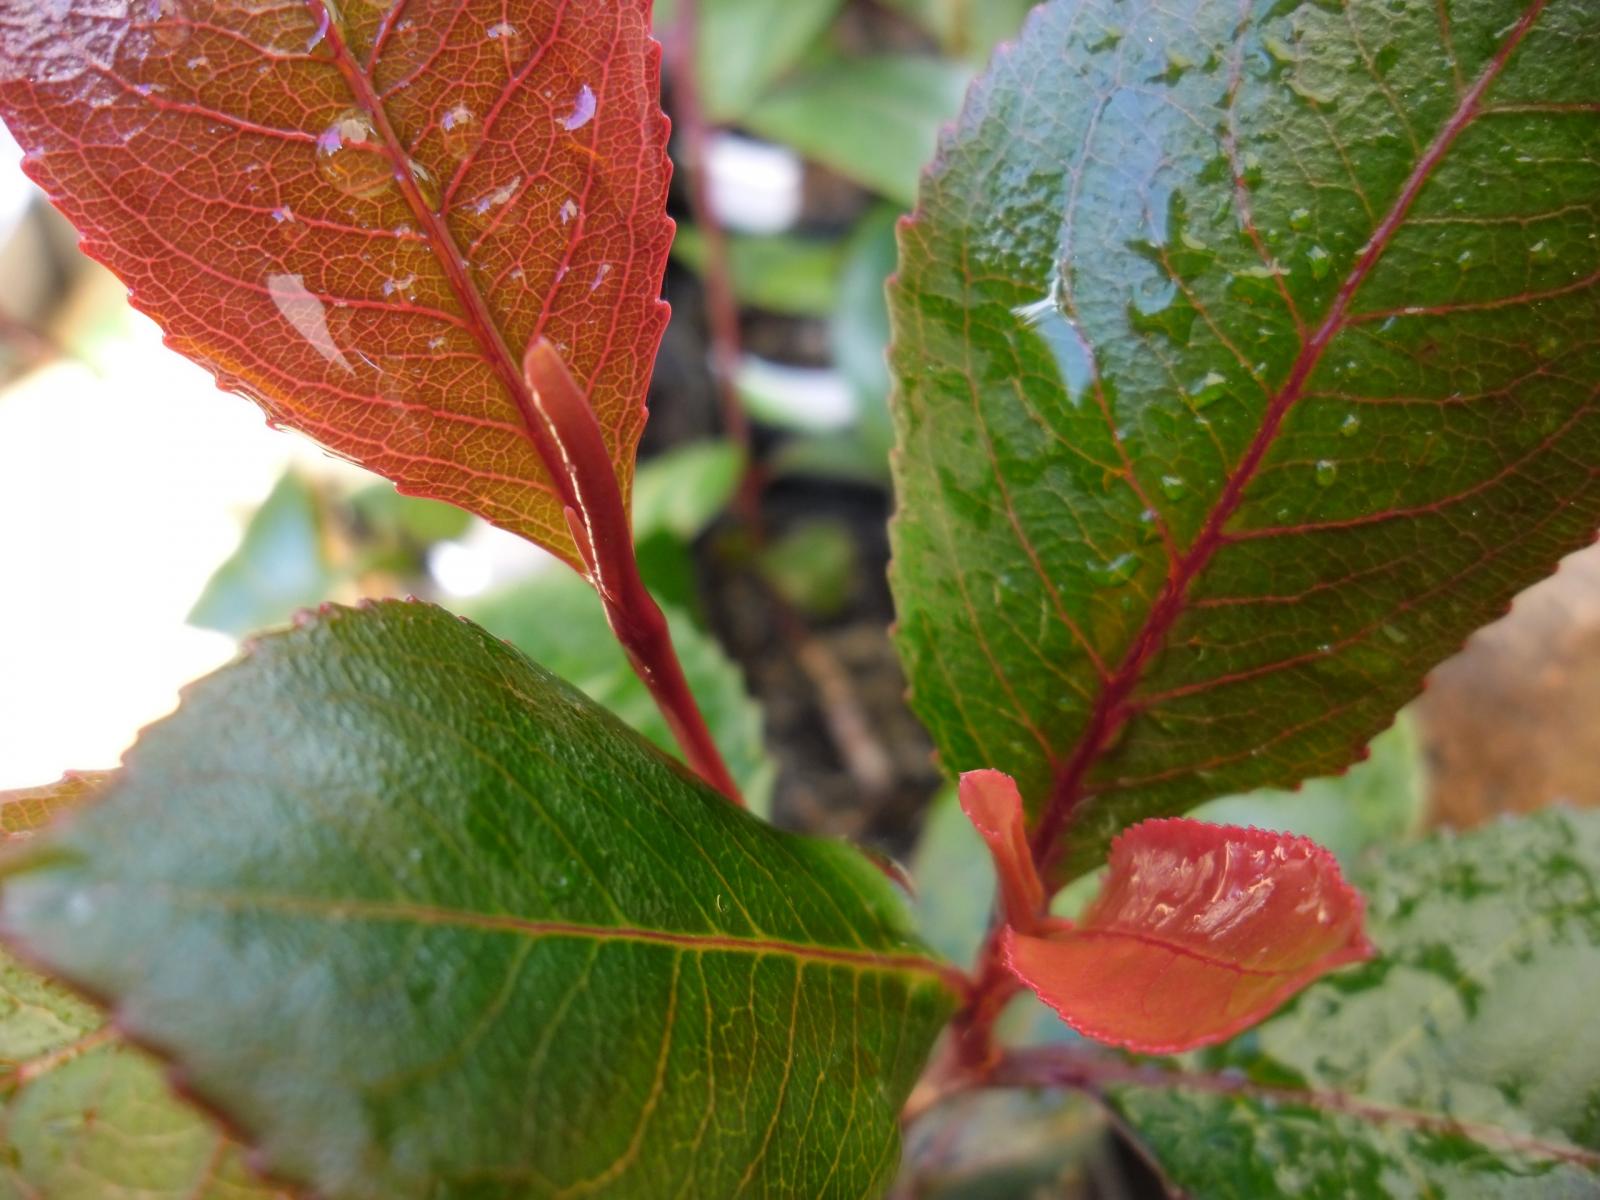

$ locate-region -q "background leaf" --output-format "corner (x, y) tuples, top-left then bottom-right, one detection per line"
(1109, 809), (1600, 1197)
(888, 0), (1600, 877)
(671, 226), (843, 318)
(0, 777), (288, 1200)
(0, 601), (956, 1199)
(0, 0), (674, 567)
(745, 55), (972, 206)
(464, 567), (778, 814)
(654, 0), (843, 122)
(189, 471), (338, 638)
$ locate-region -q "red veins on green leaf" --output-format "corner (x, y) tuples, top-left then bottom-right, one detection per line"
(0, 0), (673, 568)
(957, 773), (1372, 1053)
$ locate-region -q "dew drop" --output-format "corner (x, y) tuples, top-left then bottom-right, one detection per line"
(1185, 370), (1227, 409)
(1456, 249), (1475, 269)
(1314, 459), (1339, 487)
(589, 262), (611, 292)
(1381, 623), (1408, 645)
(558, 197), (579, 224)
(440, 102), (479, 158)
(485, 20), (526, 55)
(408, 158), (442, 210)
(1288, 206), (1312, 231)
(144, 0), (190, 53)
(1160, 473), (1188, 500)
(1339, 412), (1361, 437)
(1087, 552), (1141, 588)
(470, 174), (522, 217)
(1306, 244), (1333, 280)
(316, 110), (393, 200)
(1528, 238), (1555, 261)
(382, 272), (418, 300)
(271, 205), (294, 223)
(562, 83), (596, 131)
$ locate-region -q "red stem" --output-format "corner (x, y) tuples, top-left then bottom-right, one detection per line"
(524, 342), (743, 805)
(668, 0), (761, 529)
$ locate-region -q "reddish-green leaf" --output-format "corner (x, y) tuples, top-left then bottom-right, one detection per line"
(0, 0), (673, 567)
(1003, 819), (1372, 1053)
(888, 0), (1600, 878)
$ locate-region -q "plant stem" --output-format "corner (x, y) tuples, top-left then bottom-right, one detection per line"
(667, 0), (762, 529)
(523, 341), (743, 804)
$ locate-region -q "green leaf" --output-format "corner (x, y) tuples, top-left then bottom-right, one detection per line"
(189, 470), (336, 638)
(671, 227), (843, 318)
(745, 56), (973, 206)
(0, 778), (287, 1199)
(758, 520), (859, 620)
(888, 0), (1600, 878)
(630, 440), (746, 542)
(829, 204), (903, 474)
(1189, 713), (1427, 867)
(0, 602), (958, 1200)
(654, 0), (843, 121)
(1108, 809), (1600, 1197)
(348, 484), (472, 548)
(910, 786), (994, 967)
(464, 569), (777, 814)
(880, 0), (1038, 62)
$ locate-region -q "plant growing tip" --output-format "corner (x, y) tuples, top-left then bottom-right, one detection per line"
(995, 811), (1373, 1053)
(522, 339), (743, 804)
(958, 770), (1045, 932)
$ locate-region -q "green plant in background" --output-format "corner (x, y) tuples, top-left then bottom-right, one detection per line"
(1, 1), (1598, 1198)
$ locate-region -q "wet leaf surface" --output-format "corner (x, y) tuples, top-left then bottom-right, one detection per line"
(0, 601), (957, 1199)
(0, 0), (674, 566)
(889, 0), (1600, 877)
(1111, 809), (1600, 1197)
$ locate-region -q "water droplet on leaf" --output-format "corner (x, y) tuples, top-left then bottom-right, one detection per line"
(1185, 370), (1227, 409)
(1314, 459), (1339, 487)
(1087, 552), (1141, 588)
(1340, 412), (1361, 437)
(1306, 244), (1333, 280)
(1288, 206), (1312, 231)
(562, 83), (596, 131)
(316, 110), (393, 200)
(1160, 474), (1188, 500)
(440, 102), (479, 158)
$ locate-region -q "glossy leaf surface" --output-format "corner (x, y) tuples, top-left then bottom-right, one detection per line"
(889, 0), (1600, 877)
(0, 602), (955, 1199)
(0, 0), (673, 567)
(0, 776), (288, 1199)
(1111, 809), (1600, 1196)
(1005, 820), (1371, 1052)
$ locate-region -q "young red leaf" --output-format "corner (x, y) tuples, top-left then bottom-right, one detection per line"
(0, 1), (672, 568)
(959, 769), (1044, 932)
(1003, 820), (1373, 1053)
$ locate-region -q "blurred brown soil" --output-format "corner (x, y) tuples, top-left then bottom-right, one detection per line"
(1419, 541), (1600, 828)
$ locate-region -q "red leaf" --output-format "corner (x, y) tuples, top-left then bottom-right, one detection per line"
(0, 0), (672, 568)
(959, 769), (1044, 931)
(1003, 820), (1373, 1053)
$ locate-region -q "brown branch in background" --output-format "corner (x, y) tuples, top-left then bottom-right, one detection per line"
(668, 0), (761, 529)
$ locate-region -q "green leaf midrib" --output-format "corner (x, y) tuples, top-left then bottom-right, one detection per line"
(118, 885), (960, 985)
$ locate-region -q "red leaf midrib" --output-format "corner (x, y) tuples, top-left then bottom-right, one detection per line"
(1029, 0), (1551, 874)
(307, 0), (583, 558)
